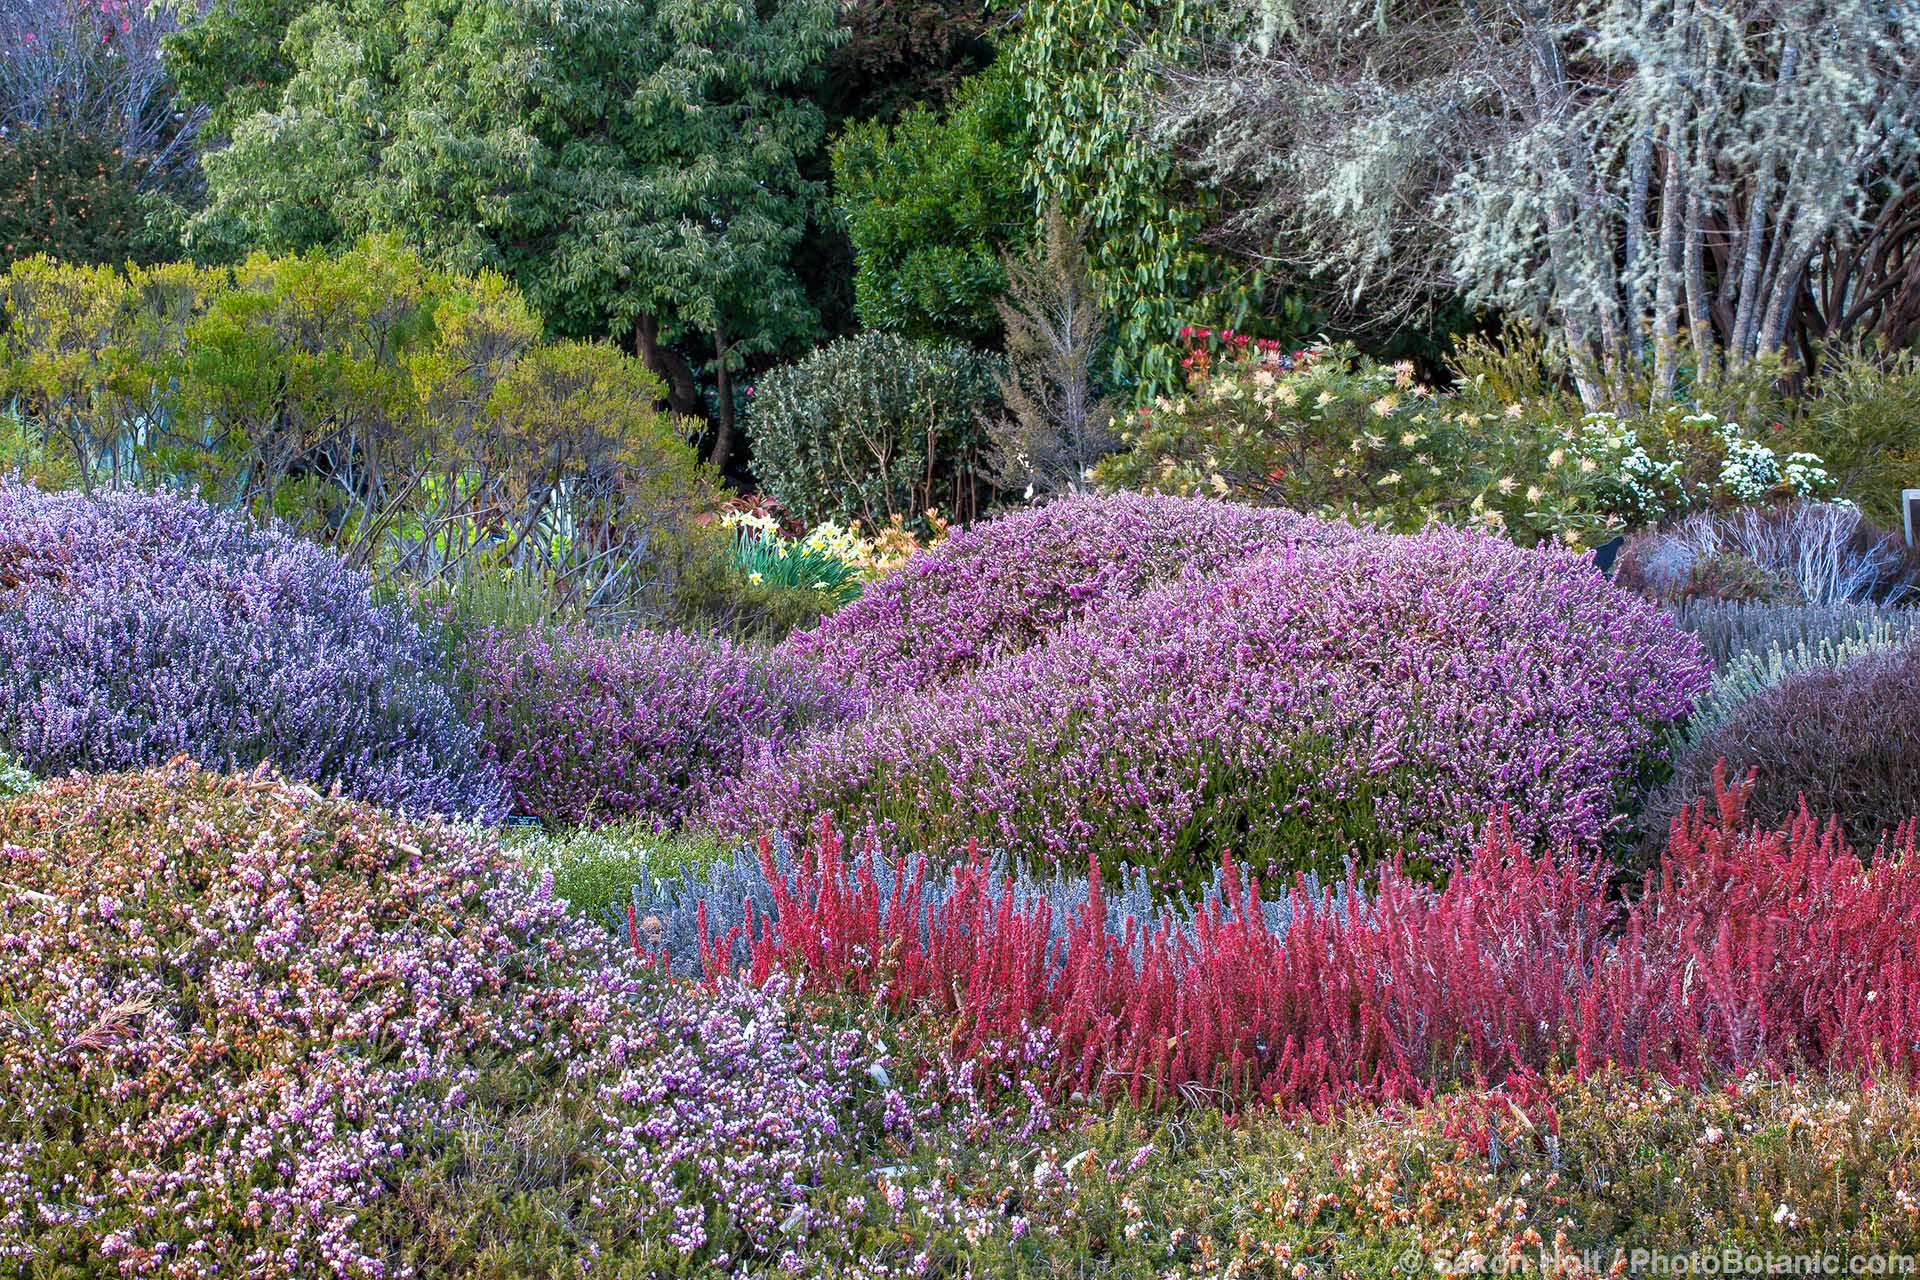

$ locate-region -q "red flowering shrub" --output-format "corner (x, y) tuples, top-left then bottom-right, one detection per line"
(689, 770), (1920, 1113)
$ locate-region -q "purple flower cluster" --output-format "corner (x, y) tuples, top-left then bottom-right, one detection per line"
(781, 491), (1355, 697)
(713, 526), (1712, 881)
(466, 622), (864, 827)
(0, 481), (505, 818)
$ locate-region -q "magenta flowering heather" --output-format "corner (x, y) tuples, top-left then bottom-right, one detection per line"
(713, 526), (1712, 882)
(781, 491), (1360, 697)
(0, 480), (506, 818)
(467, 622), (863, 826)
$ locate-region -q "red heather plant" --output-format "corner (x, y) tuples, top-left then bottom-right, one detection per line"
(693, 770), (1920, 1114)
(467, 622), (863, 826)
(715, 526), (1711, 886)
(779, 490), (1358, 697)
(1605, 765), (1920, 1078)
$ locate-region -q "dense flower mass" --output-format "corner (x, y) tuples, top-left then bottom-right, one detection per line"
(467, 622), (864, 826)
(780, 491), (1356, 697)
(0, 763), (605, 1274)
(0, 764), (1044, 1277)
(0, 481), (505, 818)
(718, 526), (1712, 883)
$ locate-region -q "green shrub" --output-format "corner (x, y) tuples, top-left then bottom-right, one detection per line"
(747, 331), (1003, 531)
(902, 1071), (1920, 1274)
(1792, 342), (1920, 526)
(0, 243), (722, 623)
(831, 59), (1032, 344)
(507, 822), (730, 921)
(1096, 330), (1842, 548)
(0, 127), (177, 272)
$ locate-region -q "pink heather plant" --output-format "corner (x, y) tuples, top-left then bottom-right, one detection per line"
(0, 480), (506, 819)
(780, 490), (1362, 697)
(713, 526), (1712, 884)
(466, 622), (864, 826)
(0, 763), (1043, 1276)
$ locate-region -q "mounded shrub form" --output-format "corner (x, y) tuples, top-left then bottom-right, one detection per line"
(0, 764), (1039, 1276)
(722, 526), (1712, 885)
(1654, 639), (1920, 849)
(467, 622), (864, 827)
(780, 490), (1361, 698)
(0, 481), (504, 818)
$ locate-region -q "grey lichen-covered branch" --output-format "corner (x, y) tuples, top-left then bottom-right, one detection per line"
(1156, 0), (1920, 406)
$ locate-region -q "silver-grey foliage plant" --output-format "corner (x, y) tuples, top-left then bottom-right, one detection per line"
(1157, 0), (1920, 407)
(615, 834), (1357, 974)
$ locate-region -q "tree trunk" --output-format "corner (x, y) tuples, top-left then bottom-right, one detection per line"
(710, 328), (736, 475)
(634, 314), (704, 423)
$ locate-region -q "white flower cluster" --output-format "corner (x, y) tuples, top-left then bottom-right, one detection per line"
(1715, 420), (1831, 504)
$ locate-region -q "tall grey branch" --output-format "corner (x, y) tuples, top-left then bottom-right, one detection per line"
(1156, 0), (1920, 406)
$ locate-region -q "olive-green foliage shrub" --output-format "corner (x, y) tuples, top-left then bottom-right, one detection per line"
(900, 1071), (1920, 1275)
(747, 330), (1002, 531)
(0, 127), (177, 272)
(0, 240), (721, 622)
(1792, 343), (1920, 527)
(831, 58), (1032, 345)
(1097, 330), (1840, 548)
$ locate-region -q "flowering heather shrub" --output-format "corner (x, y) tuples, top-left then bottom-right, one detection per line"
(1652, 641), (1920, 849)
(466, 622), (863, 826)
(0, 763), (608, 1273)
(0, 481), (505, 818)
(780, 491), (1357, 697)
(692, 772), (1920, 1112)
(722, 527), (1710, 884)
(0, 763), (1051, 1276)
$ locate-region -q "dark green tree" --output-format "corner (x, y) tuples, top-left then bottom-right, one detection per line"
(168, 0), (840, 470)
(831, 58), (1032, 345)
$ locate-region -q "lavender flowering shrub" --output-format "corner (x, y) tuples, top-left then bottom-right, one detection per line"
(467, 622), (864, 826)
(0, 762), (1047, 1277)
(0, 481), (505, 818)
(715, 526), (1712, 886)
(781, 491), (1361, 697)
